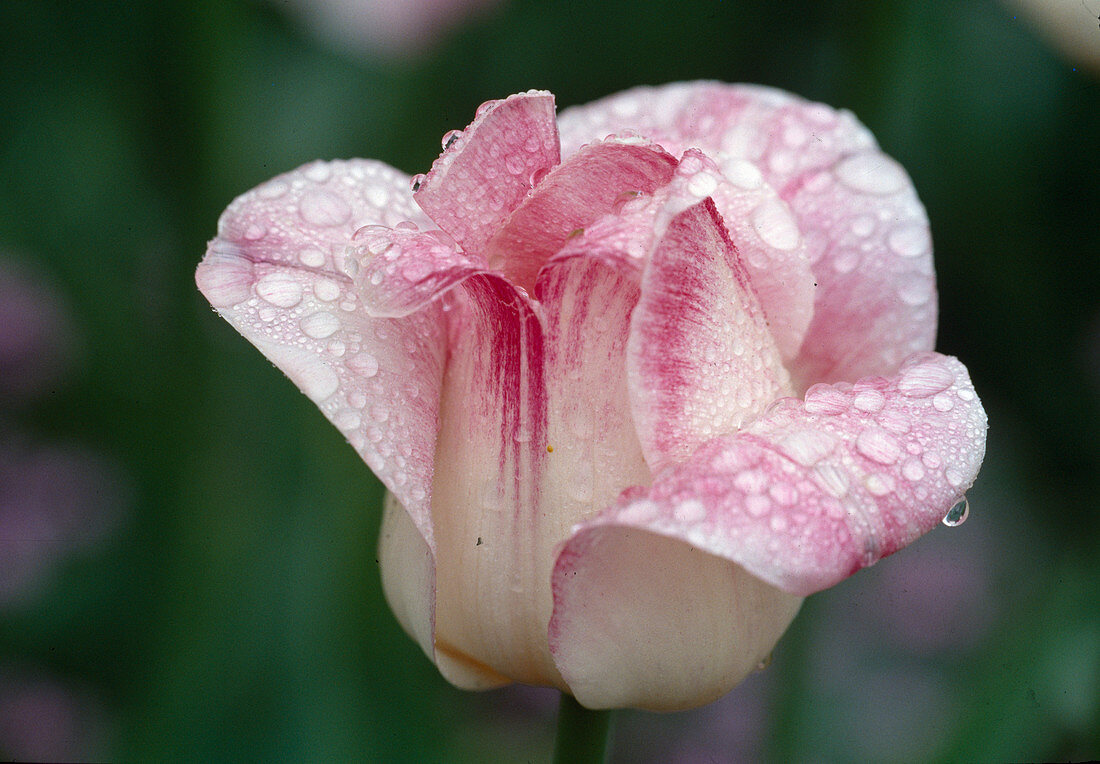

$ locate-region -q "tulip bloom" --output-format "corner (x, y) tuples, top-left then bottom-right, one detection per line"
(197, 83), (986, 711)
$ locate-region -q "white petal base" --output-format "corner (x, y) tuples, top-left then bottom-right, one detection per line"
(551, 528), (802, 711)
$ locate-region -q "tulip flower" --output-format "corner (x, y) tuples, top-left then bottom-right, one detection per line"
(196, 82), (986, 713)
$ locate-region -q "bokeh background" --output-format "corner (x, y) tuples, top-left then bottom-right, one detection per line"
(1, 0), (1098, 761)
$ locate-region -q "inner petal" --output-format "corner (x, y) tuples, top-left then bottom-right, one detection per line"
(431, 257), (648, 687)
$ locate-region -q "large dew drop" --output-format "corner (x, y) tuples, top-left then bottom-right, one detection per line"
(942, 496), (969, 527)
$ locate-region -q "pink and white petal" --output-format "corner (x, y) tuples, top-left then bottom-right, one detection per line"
(784, 152), (936, 384)
(431, 257), (649, 690)
(549, 529), (802, 711)
(562, 353), (985, 601)
(485, 139), (676, 290)
(560, 83), (937, 375)
(351, 225), (489, 318)
(703, 157), (814, 362)
(561, 87), (820, 361)
(428, 273), (557, 688)
(413, 91), (560, 256)
(197, 159), (445, 545)
(628, 195), (790, 475)
(557, 82), (875, 186)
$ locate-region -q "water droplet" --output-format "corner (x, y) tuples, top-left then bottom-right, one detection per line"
(932, 393), (955, 412)
(722, 158), (764, 190)
(258, 180), (289, 199)
(410, 174), (426, 192)
(442, 129), (463, 150)
(300, 190), (351, 227)
(852, 388), (886, 413)
(755, 652), (773, 672)
(243, 223), (266, 241)
(887, 223), (929, 258)
(901, 457), (925, 482)
(300, 311), (340, 339)
(314, 279), (340, 302)
(898, 362), (954, 398)
(781, 429), (835, 466)
(686, 170), (719, 198)
(299, 248), (326, 267)
(305, 162), (332, 182)
(347, 351), (379, 377)
(528, 166), (549, 188)
(897, 273), (933, 306)
(835, 153), (907, 195)
(804, 384), (849, 415)
(857, 427), (902, 465)
(475, 99), (499, 118)
(944, 467), (965, 488)
(753, 199), (800, 251)
(942, 497), (969, 527)
(255, 273), (303, 308)
(850, 215), (876, 237)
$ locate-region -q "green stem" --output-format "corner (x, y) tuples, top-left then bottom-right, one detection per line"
(553, 692), (613, 764)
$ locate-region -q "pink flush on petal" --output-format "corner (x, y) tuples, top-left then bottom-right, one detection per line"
(197, 82), (987, 712)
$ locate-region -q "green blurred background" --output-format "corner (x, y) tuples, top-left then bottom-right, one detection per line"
(1, 0), (1097, 761)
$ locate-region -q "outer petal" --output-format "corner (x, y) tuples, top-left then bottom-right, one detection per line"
(196, 159), (445, 545)
(551, 353), (985, 709)
(413, 91), (559, 256)
(430, 257), (648, 689)
(627, 190), (790, 475)
(784, 152), (936, 384)
(549, 528), (802, 711)
(351, 224), (489, 318)
(559, 81), (934, 383)
(485, 139), (676, 290)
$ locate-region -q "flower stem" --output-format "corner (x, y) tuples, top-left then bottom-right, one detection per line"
(553, 692), (613, 764)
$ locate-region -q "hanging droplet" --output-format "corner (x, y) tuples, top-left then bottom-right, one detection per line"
(942, 496), (969, 527)
(755, 652), (773, 672)
(411, 173), (426, 192)
(441, 129), (463, 150)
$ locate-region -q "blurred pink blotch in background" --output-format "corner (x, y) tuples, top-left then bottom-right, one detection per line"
(278, 0), (505, 57)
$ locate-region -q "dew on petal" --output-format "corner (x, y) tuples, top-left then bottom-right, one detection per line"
(852, 388), (886, 413)
(300, 311), (340, 339)
(901, 457), (926, 482)
(780, 429), (836, 467)
(752, 199), (800, 251)
(299, 248), (326, 268)
(932, 393), (955, 412)
(346, 351), (379, 377)
(897, 362), (955, 398)
(835, 153), (907, 195)
(299, 189), (352, 227)
(942, 497), (969, 527)
(804, 384), (850, 415)
(314, 279), (340, 302)
(856, 427), (902, 465)
(887, 222), (930, 258)
(255, 273), (303, 308)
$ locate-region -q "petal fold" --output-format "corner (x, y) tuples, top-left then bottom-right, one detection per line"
(559, 81), (935, 380)
(430, 257), (648, 689)
(487, 139), (676, 290)
(557, 350), (986, 607)
(627, 193), (790, 475)
(413, 91), (560, 256)
(196, 159), (445, 545)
